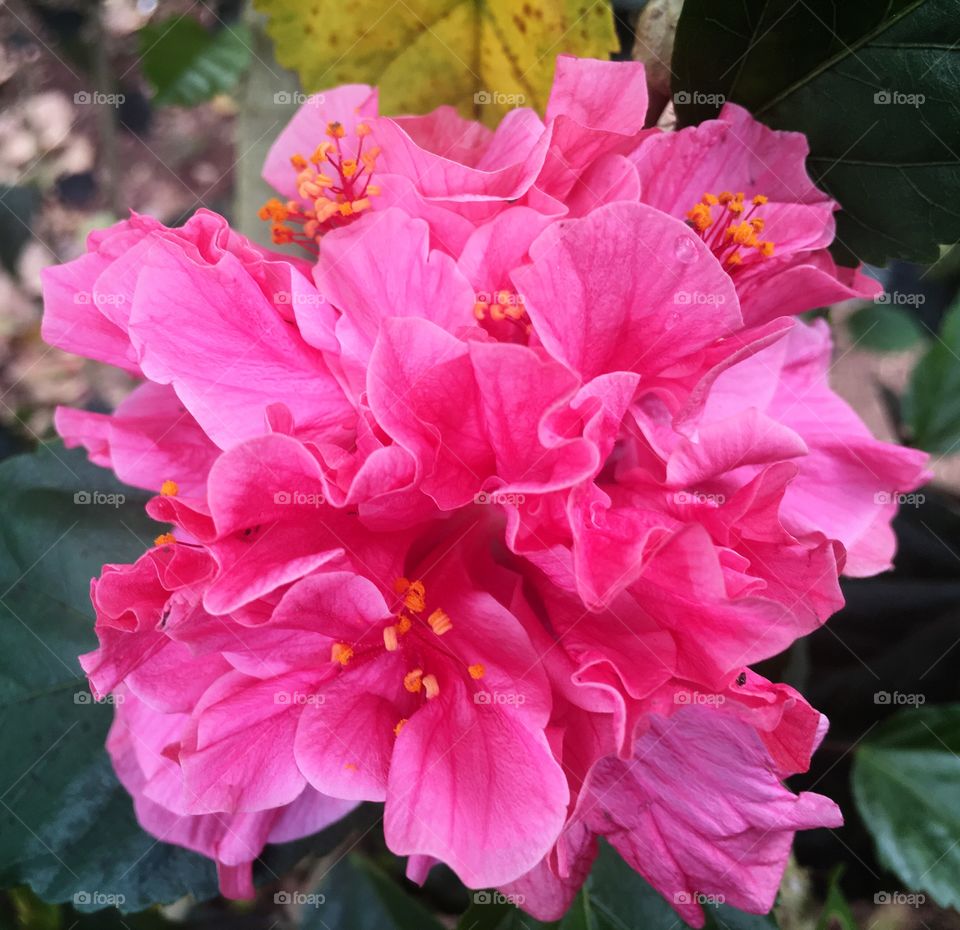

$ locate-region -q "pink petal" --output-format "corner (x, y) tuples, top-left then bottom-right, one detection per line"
(384, 676), (569, 888)
(263, 85), (379, 198)
(579, 705), (841, 926)
(128, 239), (352, 450)
(513, 201), (741, 381)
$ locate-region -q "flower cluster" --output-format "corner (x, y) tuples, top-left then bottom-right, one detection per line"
(42, 57), (927, 926)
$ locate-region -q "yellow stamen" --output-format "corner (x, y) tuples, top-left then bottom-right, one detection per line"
(356, 122), (371, 137)
(473, 301), (487, 321)
(160, 479), (178, 497)
(490, 303), (506, 322)
(750, 218), (765, 232)
(686, 202), (713, 232)
(271, 223), (294, 245)
(427, 609), (453, 636)
(728, 200), (745, 215)
(258, 198), (288, 222)
(154, 533), (175, 547)
(331, 642), (354, 666)
(727, 222), (759, 247)
(758, 240), (775, 257)
(403, 580), (426, 613)
(726, 251), (742, 266)
(468, 663), (485, 680)
(752, 194), (768, 205)
(718, 191), (734, 204)
(311, 142), (334, 163)
(702, 192), (719, 205)
(315, 200), (340, 223)
(366, 184), (381, 196)
(422, 673), (439, 699)
(341, 158), (357, 179)
(326, 121), (345, 138)
(290, 153), (308, 170)
(394, 718), (407, 736)
(396, 613), (412, 635)
(383, 625), (399, 652)
(404, 668), (423, 693)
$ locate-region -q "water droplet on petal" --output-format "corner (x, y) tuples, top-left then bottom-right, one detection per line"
(673, 234), (698, 264)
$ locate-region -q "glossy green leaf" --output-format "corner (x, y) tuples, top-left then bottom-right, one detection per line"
(457, 842), (778, 929)
(903, 300), (960, 452)
(672, 0), (960, 266)
(301, 854), (443, 930)
(852, 703), (960, 910)
(815, 868), (857, 930)
(847, 304), (926, 352)
(0, 443), (219, 911)
(140, 17), (252, 107)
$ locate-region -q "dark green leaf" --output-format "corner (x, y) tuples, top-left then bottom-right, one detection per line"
(0, 443), (219, 911)
(847, 304), (926, 351)
(902, 300), (960, 451)
(815, 868), (857, 930)
(852, 703), (960, 909)
(672, 0), (960, 265)
(589, 843), (778, 930)
(0, 186), (40, 272)
(301, 854), (444, 930)
(458, 896), (557, 929)
(140, 17), (252, 107)
(457, 842), (778, 930)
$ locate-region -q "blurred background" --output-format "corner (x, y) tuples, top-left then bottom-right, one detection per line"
(0, 1), (958, 928)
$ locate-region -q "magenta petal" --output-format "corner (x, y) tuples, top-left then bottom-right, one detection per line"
(513, 201), (741, 380)
(128, 241), (352, 449)
(56, 382), (218, 496)
(580, 706), (841, 925)
(180, 670), (315, 813)
(384, 678), (569, 888)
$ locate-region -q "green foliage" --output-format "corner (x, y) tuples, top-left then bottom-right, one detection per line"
(456, 842), (779, 930)
(815, 869), (857, 930)
(301, 855), (444, 929)
(672, 0), (960, 266)
(0, 443), (219, 910)
(852, 703), (960, 910)
(847, 304), (926, 352)
(253, 0), (618, 124)
(139, 17), (252, 107)
(903, 300), (960, 451)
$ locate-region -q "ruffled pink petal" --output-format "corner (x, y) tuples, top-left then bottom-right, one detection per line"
(578, 705), (842, 927)
(384, 675), (569, 888)
(374, 106), (549, 201)
(513, 201), (741, 381)
(368, 318), (598, 508)
(56, 382), (219, 496)
(127, 239), (352, 450)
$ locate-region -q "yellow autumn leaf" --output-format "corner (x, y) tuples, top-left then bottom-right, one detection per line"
(253, 0), (618, 124)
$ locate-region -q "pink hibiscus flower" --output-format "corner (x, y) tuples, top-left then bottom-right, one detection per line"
(42, 54), (930, 927)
